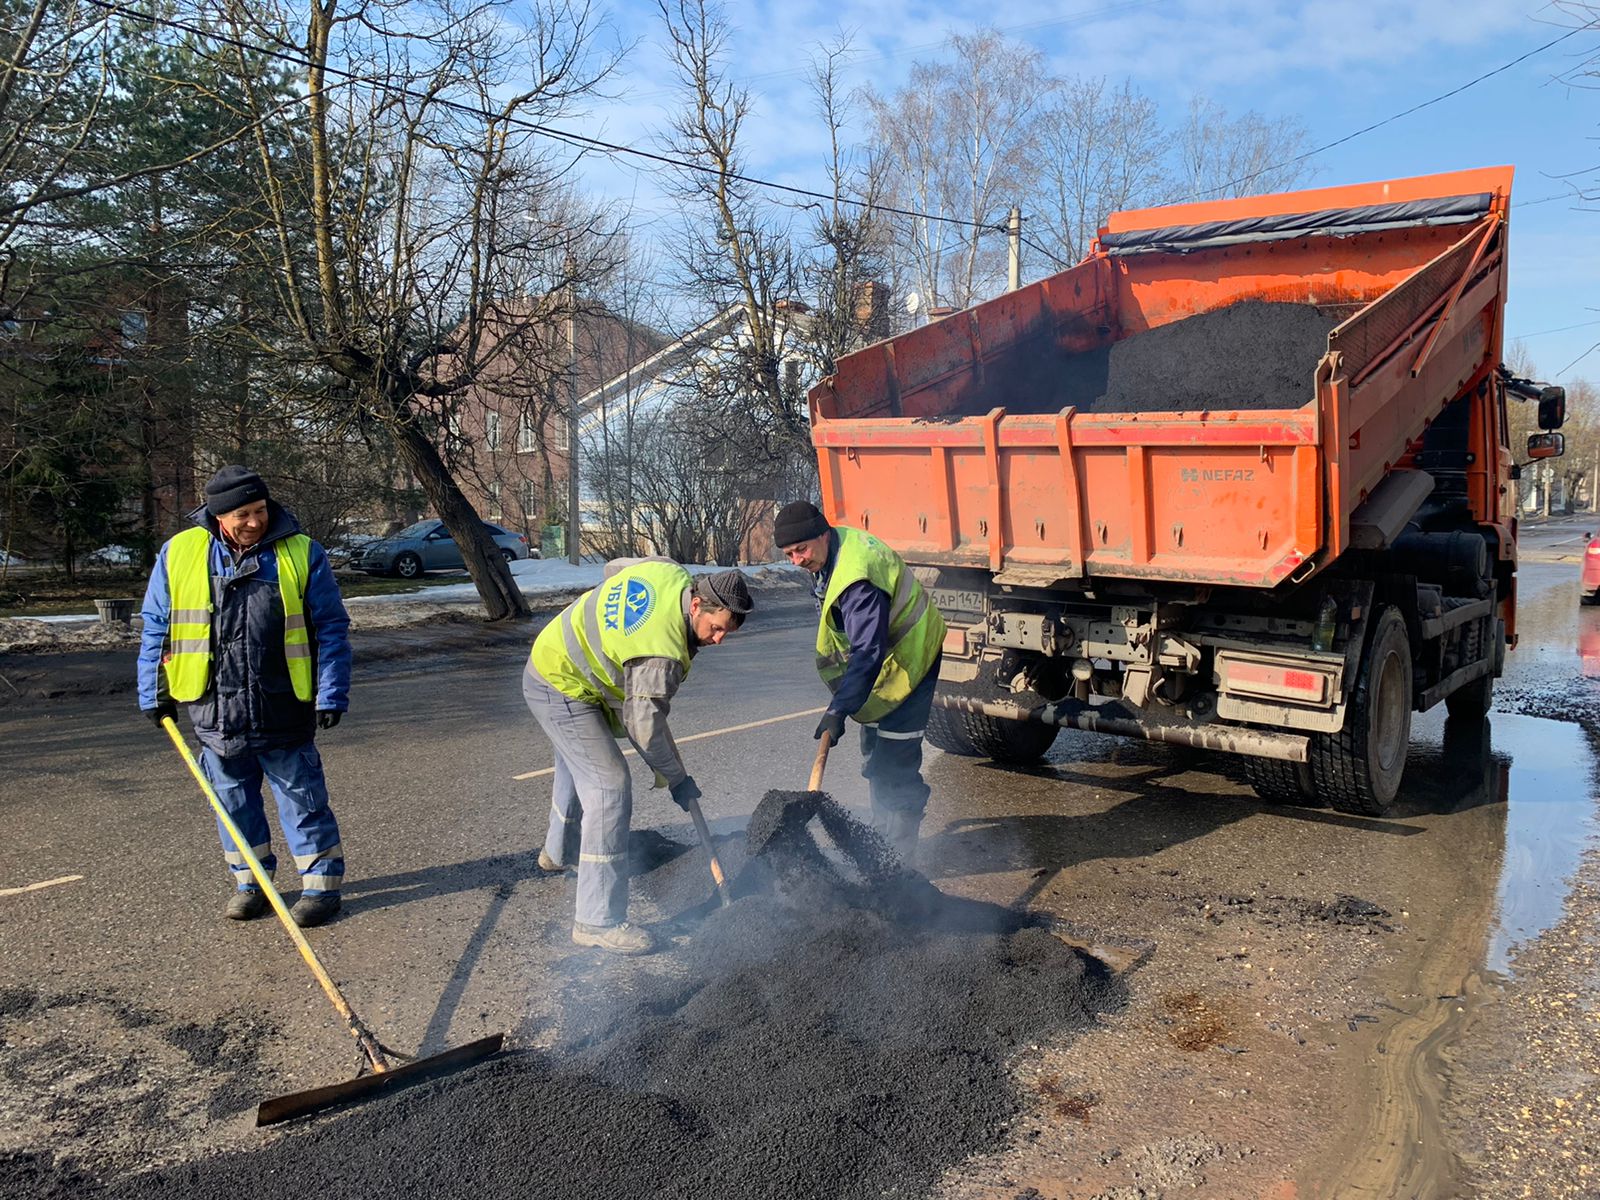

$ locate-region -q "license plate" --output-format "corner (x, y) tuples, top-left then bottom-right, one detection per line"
(930, 587), (986, 614)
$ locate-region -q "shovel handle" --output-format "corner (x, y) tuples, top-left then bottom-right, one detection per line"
(808, 731), (833, 792)
(161, 718), (390, 1074)
(684, 795), (732, 907)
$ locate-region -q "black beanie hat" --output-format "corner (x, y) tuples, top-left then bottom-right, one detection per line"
(203, 465), (270, 517)
(695, 569), (754, 615)
(773, 500), (830, 548)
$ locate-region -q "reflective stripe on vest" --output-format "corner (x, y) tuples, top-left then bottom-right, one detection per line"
(816, 526), (945, 724)
(163, 528), (314, 703)
(528, 560), (694, 719)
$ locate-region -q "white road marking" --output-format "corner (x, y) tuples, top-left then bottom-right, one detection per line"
(0, 874), (84, 897)
(513, 706), (827, 781)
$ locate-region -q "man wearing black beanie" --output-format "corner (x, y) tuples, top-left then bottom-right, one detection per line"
(136, 466), (352, 928)
(774, 500), (945, 864)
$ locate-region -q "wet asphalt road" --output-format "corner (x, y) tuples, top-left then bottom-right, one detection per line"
(4, 528), (1600, 1198)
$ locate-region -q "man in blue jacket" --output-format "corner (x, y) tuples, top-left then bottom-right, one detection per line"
(137, 466), (352, 927)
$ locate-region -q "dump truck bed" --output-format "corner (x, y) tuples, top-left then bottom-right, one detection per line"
(809, 168), (1513, 590)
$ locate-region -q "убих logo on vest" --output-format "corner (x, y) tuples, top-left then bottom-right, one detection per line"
(603, 578), (656, 635)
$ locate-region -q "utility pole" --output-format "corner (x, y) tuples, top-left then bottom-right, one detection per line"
(565, 263), (580, 566)
(1007, 205), (1021, 292)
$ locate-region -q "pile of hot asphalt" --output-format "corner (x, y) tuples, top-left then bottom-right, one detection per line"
(55, 792), (1122, 1200)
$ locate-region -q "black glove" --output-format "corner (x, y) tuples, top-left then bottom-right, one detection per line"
(814, 711), (846, 744)
(668, 776), (701, 812)
(317, 710), (342, 730)
(145, 702), (176, 727)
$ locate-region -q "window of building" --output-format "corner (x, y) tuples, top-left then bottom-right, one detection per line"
(485, 411), (501, 451)
(522, 479), (537, 518)
(120, 310), (148, 347)
(554, 417), (569, 453)
(518, 412), (537, 453)
(488, 480), (502, 521)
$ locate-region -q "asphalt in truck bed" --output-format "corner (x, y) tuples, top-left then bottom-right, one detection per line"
(1000, 300), (1341, 416)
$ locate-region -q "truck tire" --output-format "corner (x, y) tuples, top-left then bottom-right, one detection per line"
(1444, 617), (1500, 722)
(1244, 756), (1319, 806)
(925, 688), (1060, 764)
(1310, 606), (1413, 815)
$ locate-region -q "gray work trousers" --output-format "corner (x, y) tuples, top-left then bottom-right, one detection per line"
(522, 666), (632, 928)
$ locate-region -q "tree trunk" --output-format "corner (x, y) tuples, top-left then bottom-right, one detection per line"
(392, 412), (530, 621)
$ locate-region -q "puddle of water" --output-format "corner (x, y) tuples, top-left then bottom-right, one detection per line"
(1484, 713), (1598, 973)
(1413, 709), (1600, 974)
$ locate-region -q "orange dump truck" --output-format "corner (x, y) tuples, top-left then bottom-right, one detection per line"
(808, 167), (1567, 815)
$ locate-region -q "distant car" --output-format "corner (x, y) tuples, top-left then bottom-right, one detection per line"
(1583, 532), (1600, 604)
(356, 519), (533, 579)
(86, 544), (134, 566)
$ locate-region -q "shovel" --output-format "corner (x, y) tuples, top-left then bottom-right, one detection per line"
(161, 717), (503, 1125)
(683, 792), (733, 907)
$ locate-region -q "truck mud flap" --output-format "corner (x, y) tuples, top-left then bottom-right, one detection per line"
(934, 694), (1310, 763)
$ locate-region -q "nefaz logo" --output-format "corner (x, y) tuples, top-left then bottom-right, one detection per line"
(1181, 467), (1255, 483)
(604, 578), (656, 634)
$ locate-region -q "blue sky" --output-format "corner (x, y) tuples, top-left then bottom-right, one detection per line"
(566, 0), (1600, 387)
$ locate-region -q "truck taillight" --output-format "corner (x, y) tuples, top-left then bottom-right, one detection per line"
(1216, 652), (1336, 706)
(1587, 544), (1600, 556)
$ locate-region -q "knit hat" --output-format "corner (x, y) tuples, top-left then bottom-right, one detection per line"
(773, 500), (830, 548)
(203, 465), (270, 517)
(695, 570), (754, 615)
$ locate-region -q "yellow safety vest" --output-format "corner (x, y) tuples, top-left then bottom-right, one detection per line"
(529, 560), (694, 722)
(163, 526), (314, 703)
(816, 526), (945, 724)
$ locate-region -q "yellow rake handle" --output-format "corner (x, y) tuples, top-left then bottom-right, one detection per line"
(161, 717), (389, 1074)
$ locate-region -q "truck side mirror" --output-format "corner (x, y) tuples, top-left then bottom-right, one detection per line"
(1527, 432), (1565, 460)
(1539, 385), (1566, 431)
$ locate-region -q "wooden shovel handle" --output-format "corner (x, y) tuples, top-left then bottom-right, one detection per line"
(808, 731), (833, 792)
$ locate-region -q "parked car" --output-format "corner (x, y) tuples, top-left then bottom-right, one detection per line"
(356, 519), (534, 578)
(86, 544), (135, 566)
(1582, 531), (1600, 604)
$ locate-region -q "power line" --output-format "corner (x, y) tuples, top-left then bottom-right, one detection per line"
(1183, 25), (1594, 201)
(1559, 341), (1600, 374)
(82, 0), (1003, 235)
(1513, 317), (1600, 339)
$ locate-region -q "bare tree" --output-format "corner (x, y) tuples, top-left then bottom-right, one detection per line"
(1549, 2), (1600, 207)
(1171, 96), (1310, 201)
(221, 0), (623, 619)
(866, 29), (1053, 310)
(1034, 77), (1170, 267)
(656, 0), (811, 478)
(801, 36), (894, 378)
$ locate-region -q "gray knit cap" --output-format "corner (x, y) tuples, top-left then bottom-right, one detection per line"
(695, 570), (753, 615)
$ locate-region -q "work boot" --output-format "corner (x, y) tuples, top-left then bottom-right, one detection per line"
(225, 887), (268, 921)
(290, 892), (341, 928)
(571, 921), (655, 955)
(537, 849), (566, 874)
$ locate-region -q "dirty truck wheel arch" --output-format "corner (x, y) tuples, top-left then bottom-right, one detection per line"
(1311, 606), (1413, 815)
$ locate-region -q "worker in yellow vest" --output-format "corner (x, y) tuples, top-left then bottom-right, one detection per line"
(774, 502), (945, 866)
(525, 561), (753, 955)
(137, 466), (351, 928)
